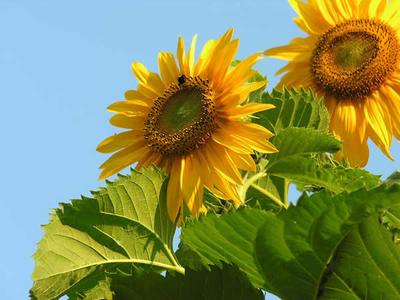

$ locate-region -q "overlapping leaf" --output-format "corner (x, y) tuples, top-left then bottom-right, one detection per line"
(245, 88), (333, 208)
(180, 208), (271, 289)
(109, 264), (263, 300)
(31, 167), (181, 299)
(256, 183), (400, 299)
(182, 181), (400, 299)
(253, 87), (329, 134)
(268, 155), (381, 194)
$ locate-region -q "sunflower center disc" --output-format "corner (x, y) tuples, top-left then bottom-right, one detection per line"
(311, 19), (399, 100)
(158, 88), (203, 134)
(144, 76), (216, 156)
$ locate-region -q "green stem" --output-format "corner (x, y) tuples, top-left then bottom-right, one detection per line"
(244, 172), (288, 209)
(282, 178), (289, 207)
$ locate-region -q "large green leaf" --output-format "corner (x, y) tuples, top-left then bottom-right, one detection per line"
(266, 127), (340, 166)
(261, 127), (379, 195)
(65, 264), (263, 300)
(245, 88), (331, 208)
(319, 216), (400, 299)
(180, 208), (271, 290)
(255, 183), (400, 300)
(67, 275), (113, 300)
(31, 167), (181, 300)
(268, 155), (381, 194)
(108, 264), (263, 300)
(253, 87), (329, 134)
(245, 128), (341, 208)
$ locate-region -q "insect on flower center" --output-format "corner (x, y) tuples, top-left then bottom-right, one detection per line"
(311, 19), (399, 100)
(144, 76), (216, 156)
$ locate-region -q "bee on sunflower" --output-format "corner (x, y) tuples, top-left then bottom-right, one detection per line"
(265, 0), (400, 167)
(97, 29), (277, 223)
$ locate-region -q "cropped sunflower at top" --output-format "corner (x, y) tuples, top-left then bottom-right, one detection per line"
(265, 0), (400, 167)
(97, 29), (277, 223)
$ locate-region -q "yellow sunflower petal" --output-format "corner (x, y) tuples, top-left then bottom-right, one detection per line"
(211, 39), (240, 88)
(186, 34), (198, 76)
(211, 173), (241, 204)
(181, 156), (204, 216)
(224, 53), (261, 87)
(382, 84), (400, 140)
(131, 62), (165, 96)
(136, 151), (161, 170)
(158, 52), (179, 86)
(97, 130), (143, 153)
(99, 143), (148, 179)
(124, 89), (154, 106)
(109, 114), (145, 129)
(219, 81), (267, 107)
(107, 100), (149, 115)
(226, 149), (256, 172)
(314, 0), (340, 25)
(177, 36), (186, 74)
(369, 0), (386, 18)
(330, 100), (369, 166)
(381, 0), (400, 29)
(212, 129), (254, 154)
(330, 100), (365, 144)
(368, 126), (394, 160)
(201, 48), (237, 90)
(225, 103), (275, 119)
(203, 142), (243, 185)
(264, 37), (315, 60)
(289, 0), (332, 34)
(335, 136), (369, 167)
(193, 39), (216, 76)
(167, 159), (184, 223)
(333, 0), (353, 19)
(363, 94), (393, 153)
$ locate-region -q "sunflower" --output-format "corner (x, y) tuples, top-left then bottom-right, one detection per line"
(97, 29), (277, 223)
(265, 0), (400, 167)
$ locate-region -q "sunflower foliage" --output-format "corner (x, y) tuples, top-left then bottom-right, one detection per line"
(31, 85), (400, 299)
(31, 88), (398, 300)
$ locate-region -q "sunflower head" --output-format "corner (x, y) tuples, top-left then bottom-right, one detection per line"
(265, 0), (400, 167)
(143, 75), (216, 156)
(97, 29), (277, 224)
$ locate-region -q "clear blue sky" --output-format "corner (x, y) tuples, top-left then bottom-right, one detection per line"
(1, 1), (399, 299)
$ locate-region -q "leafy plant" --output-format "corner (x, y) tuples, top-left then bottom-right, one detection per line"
(31, 87), (400, 300)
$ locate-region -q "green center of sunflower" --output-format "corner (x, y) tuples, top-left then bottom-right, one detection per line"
(144, 76), (216, 156)
(311, 19), (399, 100)
(158, 88), (203, 134)
(333, 33), (377, 70)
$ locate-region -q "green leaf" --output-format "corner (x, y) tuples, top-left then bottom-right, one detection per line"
(319, 215), (400, 299)
(253, 87), (329, 134)
(31, 167), (181, 300)
(244, 128), (341, 209)
(67, 276), (113, 300)
(244, 173), (288, 210)
(181, 208), (271, 289)
(266, 127), (341, 167)
(268, 155), (381, 194)
(245, 88), (331, 209)
(109, 264), (263, 300)
(255, 183), (400, 300)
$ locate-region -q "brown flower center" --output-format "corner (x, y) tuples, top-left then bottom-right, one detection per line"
(143, 76), (216, 156)
(311, 19), (399, 100)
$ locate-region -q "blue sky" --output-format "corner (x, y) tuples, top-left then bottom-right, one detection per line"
(1, 0), (399, 299)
